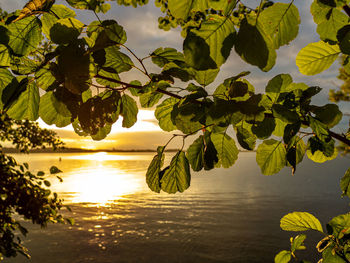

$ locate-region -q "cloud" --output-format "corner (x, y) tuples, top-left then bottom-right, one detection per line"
(0, 0), (25, 12)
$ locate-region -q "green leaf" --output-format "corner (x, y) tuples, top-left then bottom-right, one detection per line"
(266, 74), (293, 103)
(272, 104), (299, 124)
(95, 68), (121, 87)
(280, 212), (324, 232)
(252, 117), (276, 139)
(105, 46), (134, 73)
(90, 124), (112, 141)
(160, 151), (191, 194)
(7, 81), (39, 121)
(41, 5), (76, 39)
(151, 47), (185, 68)
(286, 136), (306, 172)
(283, 122), (301, 144)
(322, 246), (347, 263)
(203, 132), (219, 170)
(189, 14), (235, 69)
(183, 32), (217, 70)
(309, 117), (330, 142)
(340, 168), (350, 198)
(258, 3), (300, 49)
(146, 146), (165, 193)
(0, 44), (11, 67)
(256, 139), (286, 175)
(120, 94), (138, 128)
(50, 17), (84, 44)
(274, 250), (291, 263)
(0, 69), (15, 106)
(50, 166), (63, 174)
(211, 133), (239, 168)
(307, 137), (338, 163)
(311, 1), (332, 24)
(155, 97), (178, 132)
(237, 94), (265, 122)
(171, 103), (203, 134)
(317, 8), (348, 42)
(162, 62), (193, 82)
(208, 0), (236, 15)
(291, 234), (307, 252)
(10, 56), (39, 75)
(140, 92), (163, 108)
(236, 126), (256, 151)
(187, 135), (205, 172)
(296, 41), (340, 75)
(57, 43), (91, 95)
(104, 22), (127, 44)
(39, 91), (72, 127)
(311, 104), (342, 128)
(66, 0), (99, 10)
(167, 0), (208, 20)
(35, 64), (57, 91)
(194, 68), (219, 86)
(327, 213), (350, 238)
(7, 16), (42, 56)
(235, 18), (276, 72)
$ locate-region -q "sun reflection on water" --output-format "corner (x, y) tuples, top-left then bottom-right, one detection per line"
(51, 152), (144, 205)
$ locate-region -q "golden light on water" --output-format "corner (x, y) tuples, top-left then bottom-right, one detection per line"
(51, 153), (145, 205)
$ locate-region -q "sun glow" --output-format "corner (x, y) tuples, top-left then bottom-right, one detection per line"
(51, 153), (144, 205)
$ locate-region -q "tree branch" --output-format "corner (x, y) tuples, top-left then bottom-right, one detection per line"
(265, 113), (350, 146)
(94, 74), (203, 103)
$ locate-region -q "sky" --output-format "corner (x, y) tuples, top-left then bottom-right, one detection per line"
(1, 0), (349, 150)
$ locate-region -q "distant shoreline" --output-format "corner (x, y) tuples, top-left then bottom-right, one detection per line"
(1, 147), (179, 154)
(2, 147), (254, 154)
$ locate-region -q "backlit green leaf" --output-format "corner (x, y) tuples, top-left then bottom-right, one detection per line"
(187, 135), (205, 172)
(189, 14), (235, 69)
(280, 212), (323, 232)
(121, 94), (138, 128)
(259, 3), (300, 49)
(155, 97), (178, 132)
(8, 16), (42, 56)
(105, 46), (134, 73)
(211, 132), (239, 168)
(340, 168), (350, 198)
(235, 18), (276, 72)
(41, 4), (76, 39)
(39, 91), (72, 127)
(50, 17), (84, 44)
(7, 81), (39, 121)
(266, 74), (293, 103)
(311, 104), (342, 128)
(0, 44), (11, 67)
(317, 8), (348, 42)
(256, 139), (286, 175)
(160, 151), (191, 194)
(291, 234), (307, 252)
(151, 47), (185, 68)
(274, 250), (291, 263)
(167, 0), (208, 20)
(296, 41), (340, 75)
(327, 213), (350, 238)
(146, 146), (165, 193)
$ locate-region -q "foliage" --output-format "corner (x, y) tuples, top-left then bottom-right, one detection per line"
(275, 212), (350, 263)
(0, 0), (350, 261)
(0, 111), (66, 260)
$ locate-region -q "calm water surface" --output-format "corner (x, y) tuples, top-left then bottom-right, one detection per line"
(4, 152), (350, 263)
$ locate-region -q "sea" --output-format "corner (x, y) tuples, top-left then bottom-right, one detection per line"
(4, 152), (350, 263)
